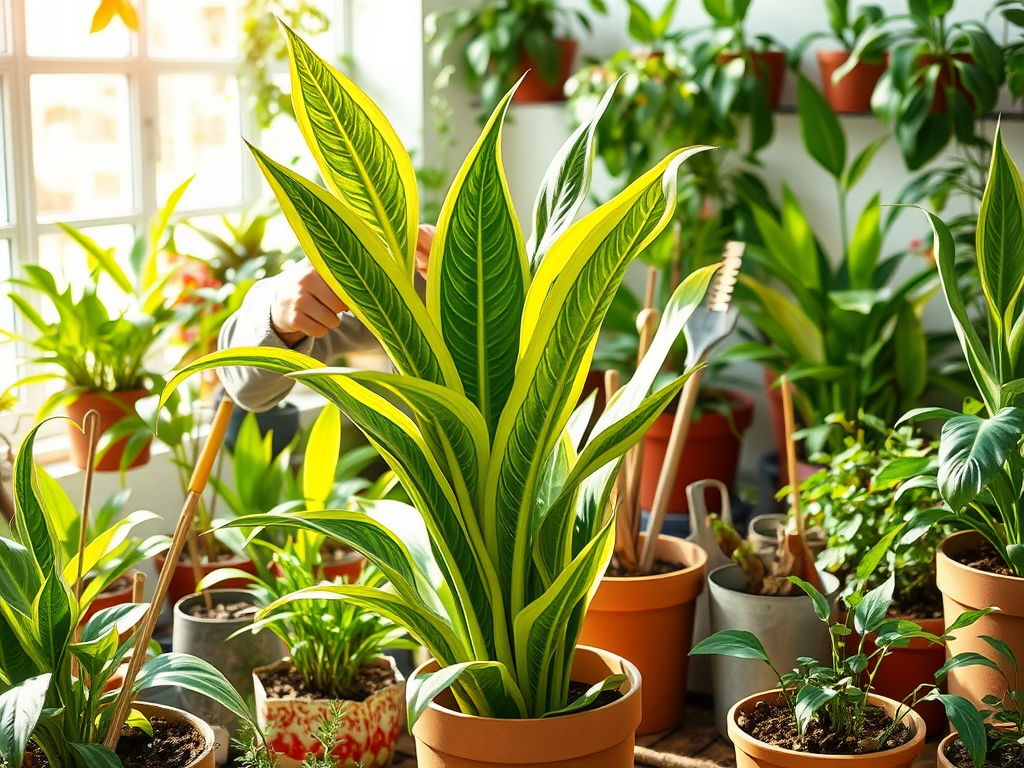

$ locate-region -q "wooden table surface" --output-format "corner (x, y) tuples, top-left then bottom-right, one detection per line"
(390, 696), (942, 768)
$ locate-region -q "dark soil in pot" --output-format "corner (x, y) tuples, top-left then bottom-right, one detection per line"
(260, 663), (397, 703)
(25, 718), (206, 768)
(604, 558), (683, 577)
(945, 733), (1024, 768)
(185, 600), (259, 620)
(737, 700), (912, 755)
(957, 541), (1016, 576)
(566, 682), (622, 712)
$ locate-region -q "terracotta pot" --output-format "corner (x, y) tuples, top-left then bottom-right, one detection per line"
(763, 369), (821, 487)
(728, 690), (926, 767)
(937, 727), (1022, 768)
(321, 549), (365, 582)
(818, 50), (886, 113)
(919, 53), (974, 114)
(80, 573), (135, 625)
(254, 657), (405, 768)
(720, 50), (787, 109)
(127, 702), (217, 768)
(514, 38), (577, 103)
(578, 535), (706, 734)
(412, 646), (641, 768)
(154, 551), (258, 609)
(64, 389), (150, 471)
(639, 389), (754, 514)
(849, 617), (946, 737)
(937, 531), (1024, 710)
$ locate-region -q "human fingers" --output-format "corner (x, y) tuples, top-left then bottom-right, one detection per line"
(298, 266), (348, 314)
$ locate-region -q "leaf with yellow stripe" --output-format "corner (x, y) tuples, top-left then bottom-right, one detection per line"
(284, 22), (418, 271)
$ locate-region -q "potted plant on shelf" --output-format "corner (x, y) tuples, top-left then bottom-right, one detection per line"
(3, 180), (197, 471)
(839, 0), (1003, 170)
(161, 20), (720, 768)
(798, 422), (953, 735)
(691, 575), (990, 768)
(797, 0), (888, 112)
(0, 421), (257, 768)
(201, 549), (410, 768)
(897, 124), (1024, 710)
(425, 0), (603, 121)
(937, 639), (1023, 768)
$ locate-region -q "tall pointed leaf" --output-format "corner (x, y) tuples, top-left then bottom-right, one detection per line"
(407, 661), (526, 730)
(428, 83), (528, 437)
(284, 23), (418, 271)
(848, 193), (882, 290)
(302, 407), (341, 509)
(0, 674), (51, 768)
(527, 80), (619, 270)
(247, 145), (461, 391)
(797, 74), (845, 180)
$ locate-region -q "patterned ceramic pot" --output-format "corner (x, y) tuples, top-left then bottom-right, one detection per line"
(253, 657), (405, 768)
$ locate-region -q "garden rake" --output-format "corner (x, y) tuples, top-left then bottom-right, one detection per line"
(638, 242), (744, 574)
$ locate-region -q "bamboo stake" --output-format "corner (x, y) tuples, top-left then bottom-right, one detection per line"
(780, 376), (823, 591)
(103, 398), (234, 750)
(74, 410), (101, 603)
(132, 571), (145, 604)
(606, 370), (638, 571)
(638, 368), (704, 573)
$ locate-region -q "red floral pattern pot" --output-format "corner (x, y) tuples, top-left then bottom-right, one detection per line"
(253, 657), (405, 768)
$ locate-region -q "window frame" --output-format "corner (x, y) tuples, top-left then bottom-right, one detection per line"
(0, 0), (345, 446)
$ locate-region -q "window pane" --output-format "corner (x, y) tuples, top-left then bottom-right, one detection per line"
(0, 0), (7, 54)
(147, 0), (237, 59)
(37, 225), (137, 318)
(157, 74), (242, 210)
(26, 0), (131, 58)
(0, 83), (7, 225)
(0, 241), (13, 393)
(31, 74), (134, 219)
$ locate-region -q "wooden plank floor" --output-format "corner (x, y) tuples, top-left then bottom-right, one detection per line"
(391, 697), (942, 767)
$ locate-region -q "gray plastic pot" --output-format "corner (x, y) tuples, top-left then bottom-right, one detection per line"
(707, 563), (840, 740)
(173, 589), (285, 742)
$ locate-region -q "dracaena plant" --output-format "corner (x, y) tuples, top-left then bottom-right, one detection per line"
(0, 423), (256, 768)
(200, 550), (410, 700)
(691, 575), (990, 763)
(160, 23), (716, 723)
(898, 124), (1024, 577)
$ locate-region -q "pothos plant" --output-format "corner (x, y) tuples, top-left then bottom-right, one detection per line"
(899, 124), (1024, 577)
(840, 0), (1003, 170)
(691, 574), (991, 764)
(0, 423), (256, 768)
(162, 23), (717, 723)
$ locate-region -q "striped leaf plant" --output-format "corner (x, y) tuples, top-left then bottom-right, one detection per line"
(161, 22), (718, 724)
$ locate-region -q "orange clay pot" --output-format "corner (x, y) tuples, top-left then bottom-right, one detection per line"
(817, 50), (886, 113)
(411, 646), (641, 768)
(128, 702), (217, 768)
(639, 390), (754, 514)
(80, 572), (135, 626)
(937, 531), (1024, 710)
(64, 389), (150, 471)
(514, 38), (578, 103)
(578, 535), (706, 734)
(154, 551), (258, 609)
(720, 50), (787, 109)
(918, 54), (974, 114)
(728, 691), (926, 768)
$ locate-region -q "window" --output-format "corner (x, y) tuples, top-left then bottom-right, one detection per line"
(0, 0), (343, 443)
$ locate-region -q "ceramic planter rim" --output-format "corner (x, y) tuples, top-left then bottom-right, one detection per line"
(412, 645), (640, 726)
(173, 589), (264, 625)
(708, 562), (840, 603)
(253, 655), (406, 703)
(599, 534), (707, 585)
(131, 700), (217, 768)
(937, 531), (1024, 616)
(728, 690), (926, 764)
(937, 725), (1022, 768)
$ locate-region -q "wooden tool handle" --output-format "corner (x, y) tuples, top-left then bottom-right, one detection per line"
(779, 375), (803, 533)
(103, 398), (234, 749)
(189, 398), (233, 494)
(639, 368), (704, 573)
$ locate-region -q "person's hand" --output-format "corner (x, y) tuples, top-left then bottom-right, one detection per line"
(271, 224), (436, 347)
(416, 223), (435, 280)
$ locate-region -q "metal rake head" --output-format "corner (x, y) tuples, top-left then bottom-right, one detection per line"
(683, 242), (745, 368)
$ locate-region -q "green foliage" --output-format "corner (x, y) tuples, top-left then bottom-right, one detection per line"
(691, 576), (988, 759)
(163, 24), (716, 722)
(841, 0), (1004, 169)
(797, 424), (949, 615)
(3, 180), (197, 411)
(425, 0), (603, 121)
(0, 423), (255, 768)
(902, 124), (1024, 576)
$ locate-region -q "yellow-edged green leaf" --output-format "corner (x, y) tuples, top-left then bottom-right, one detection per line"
(739, 275), (825, 364)
(847, 193), (882, 290)
(428, 83), (528, 438)
(57, 224), (132, 294)
(284, 24), (418, 271)
(247, 145), (461, 391)
(302, 407), (341, 509)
